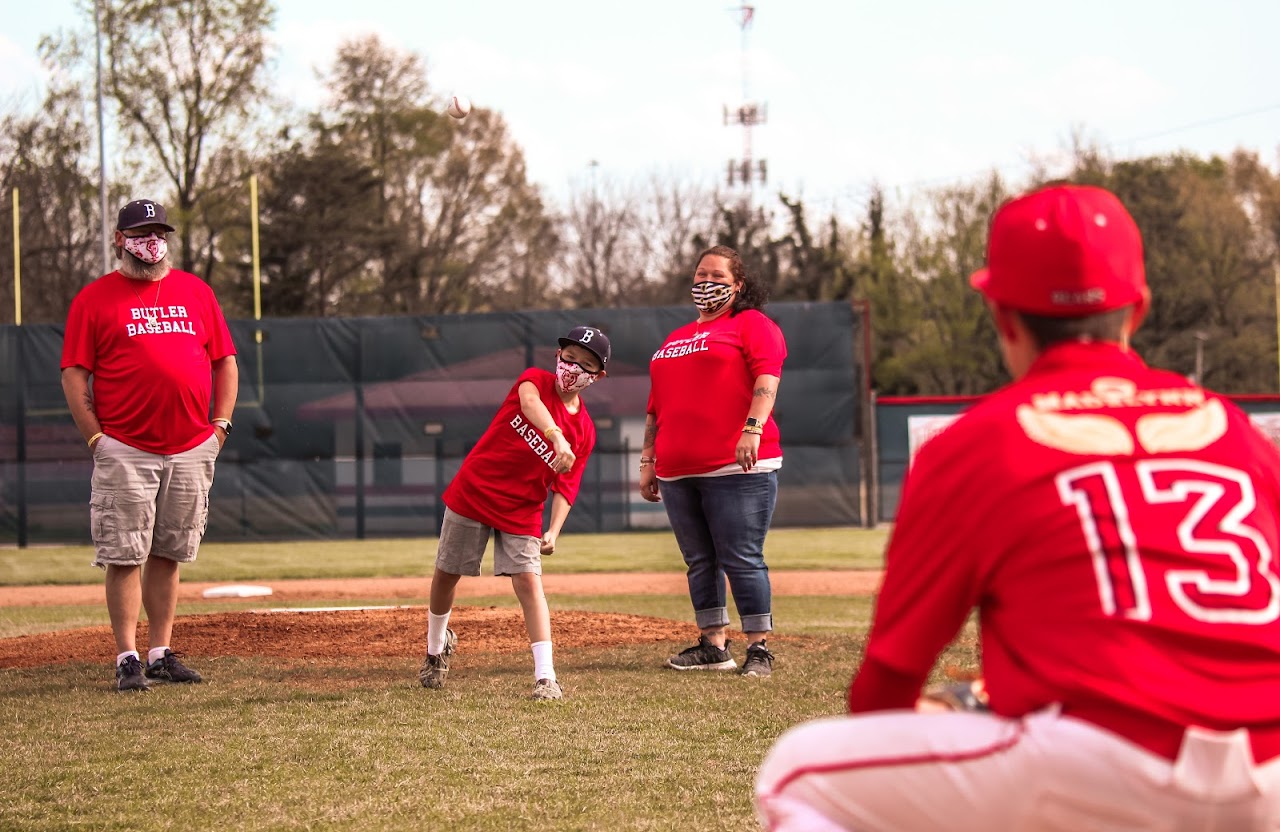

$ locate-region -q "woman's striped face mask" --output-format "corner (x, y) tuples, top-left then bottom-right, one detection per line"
(691, 281), (735, 314)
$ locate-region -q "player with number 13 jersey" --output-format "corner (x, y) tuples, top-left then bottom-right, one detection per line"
(757, 184), (1280, 832)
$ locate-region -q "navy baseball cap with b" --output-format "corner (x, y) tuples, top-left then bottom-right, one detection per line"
(116, 199), (176, 232)
(969, 184), (1146, 316)
(559, 325), (611, 368)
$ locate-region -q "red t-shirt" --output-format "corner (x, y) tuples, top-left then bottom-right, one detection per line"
(60, 270), (237, 455)
(443, 368), (597, 537)
(647, 309), (787, 478)
(850, 342), (1280, 745)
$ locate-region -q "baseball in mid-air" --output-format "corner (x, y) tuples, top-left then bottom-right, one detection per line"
(447, 94), (471, 120)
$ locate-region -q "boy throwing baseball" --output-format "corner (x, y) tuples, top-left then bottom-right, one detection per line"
(418, 326), (609, 701)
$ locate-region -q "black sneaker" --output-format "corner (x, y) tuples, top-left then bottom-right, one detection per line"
(144, 650), (203, 684)
(418, 628), (457, 689)
(666, 636), (736, 671)
(116, 655), (151, 692)
(741, 641), (774, 678)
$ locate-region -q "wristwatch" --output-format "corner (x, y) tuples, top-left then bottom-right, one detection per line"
(213, 418), (233, 434)
(744, 417), (764, 429)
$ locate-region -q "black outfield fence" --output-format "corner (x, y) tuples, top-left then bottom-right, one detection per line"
(0, 302), (870, 545)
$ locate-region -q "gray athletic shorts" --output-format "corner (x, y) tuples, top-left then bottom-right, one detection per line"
(89, 433), (220, 568)
(435, 507), (542, 577)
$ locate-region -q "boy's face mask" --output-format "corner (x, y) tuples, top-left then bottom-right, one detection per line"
(555, 358), (599, 393)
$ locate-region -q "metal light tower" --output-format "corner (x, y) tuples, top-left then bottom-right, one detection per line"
(723, 3), (767, 207)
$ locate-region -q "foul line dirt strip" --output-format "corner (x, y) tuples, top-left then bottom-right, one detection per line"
(0, 570), (883, 607)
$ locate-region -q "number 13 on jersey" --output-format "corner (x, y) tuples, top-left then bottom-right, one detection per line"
(1057, 459), (1280, 625)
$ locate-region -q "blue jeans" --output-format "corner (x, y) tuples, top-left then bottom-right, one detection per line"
(659, 472), (776, 633)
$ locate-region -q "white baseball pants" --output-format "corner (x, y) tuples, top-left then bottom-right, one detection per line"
(756, 707), (1280, 831)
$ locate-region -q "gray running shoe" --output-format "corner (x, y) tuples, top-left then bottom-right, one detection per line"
(666, 636), (736, 671)
(116, 655), (151, 692)
(418, 628), (457, 689)
(740, 641), (775, 678)
(531, 678), (563, 701)
(144, 650), (202, 684)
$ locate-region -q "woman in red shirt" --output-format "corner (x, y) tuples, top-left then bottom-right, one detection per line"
(640, 245), (787, 678)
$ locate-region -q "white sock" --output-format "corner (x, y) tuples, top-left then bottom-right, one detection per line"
(148, 647), (170, 664)
(427, 610), (452, 655)
(531, 640), (555, 682)
(117, 650), (139, 666)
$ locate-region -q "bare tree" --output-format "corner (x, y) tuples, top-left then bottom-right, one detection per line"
(44, 0), (275, 278)
(632, 175), (720, 305)
(556, 173), (719, 307)
(558, 176), (641, 307)
(0, 77), (114, 323)
(318, 35), (553, 314)
(412, 108), (554, 313)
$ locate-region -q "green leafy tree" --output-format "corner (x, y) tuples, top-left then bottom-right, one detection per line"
(243, 139), (390, 318)
(848, 187), (921, 394)
(894, 175), (1008, 394)
(1071, 153), (1278, 391)
(772, 194), (855, 302)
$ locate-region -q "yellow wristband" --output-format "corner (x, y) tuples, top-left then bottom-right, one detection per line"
(87, 432), (105, 448)
(545, 426), (562, 437)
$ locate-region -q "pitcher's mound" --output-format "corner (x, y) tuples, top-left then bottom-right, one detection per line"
(0, 607), (698, 669)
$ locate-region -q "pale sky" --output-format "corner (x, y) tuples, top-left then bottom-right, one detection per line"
(3, 1), (1279, 218)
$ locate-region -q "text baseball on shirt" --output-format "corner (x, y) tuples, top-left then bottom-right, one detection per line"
(127, 304), (197, 338)
(652, 331), (711, 360)
(509, 413), (559, 468)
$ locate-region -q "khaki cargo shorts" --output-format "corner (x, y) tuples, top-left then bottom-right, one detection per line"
(435, 507), (542, 577)
(89, 433), (220, 568)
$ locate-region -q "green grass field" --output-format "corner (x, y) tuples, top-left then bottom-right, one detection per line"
(0, 526), (892, 586)
(0, 526), (979, 831)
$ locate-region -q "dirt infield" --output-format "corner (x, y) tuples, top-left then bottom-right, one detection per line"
(0, 570), (881, 670)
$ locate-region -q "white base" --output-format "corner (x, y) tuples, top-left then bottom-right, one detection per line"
(202, 584), (273, 599)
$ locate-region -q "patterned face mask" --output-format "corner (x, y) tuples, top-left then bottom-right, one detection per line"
(122, 233), (168, 265)
(691, 280), (735, 314)
(555, 358), (599, 393)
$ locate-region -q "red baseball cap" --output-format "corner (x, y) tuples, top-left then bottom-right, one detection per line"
(969, 184), (1146, 316)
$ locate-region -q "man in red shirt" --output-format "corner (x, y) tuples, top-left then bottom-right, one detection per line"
(61, 198), (238, 693)
(418, 326), (609, 701)
(755, 184), (1280, 830)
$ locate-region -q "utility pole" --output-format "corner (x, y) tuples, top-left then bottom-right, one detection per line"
(94, 0), (111, 275)
(723, 4), (767, 210)
(1194, 330), (1208, 386)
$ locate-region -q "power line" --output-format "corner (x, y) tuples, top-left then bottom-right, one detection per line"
(1121, 103), (1280, 145)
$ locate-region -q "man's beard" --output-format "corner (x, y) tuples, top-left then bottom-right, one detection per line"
(119, 250), (171, 281)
